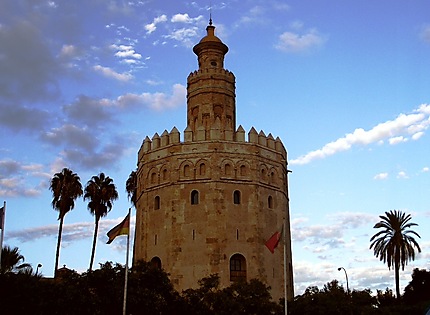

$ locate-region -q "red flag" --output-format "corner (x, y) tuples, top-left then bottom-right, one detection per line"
(265, 225), (283, 253)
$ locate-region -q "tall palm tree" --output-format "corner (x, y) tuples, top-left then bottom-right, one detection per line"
(1, 246), (31, 274)
(370, 210), (421, 298)
(84, 172), (118, 271)
(126, 169), (137, 208)
(49, 168), (83, 277)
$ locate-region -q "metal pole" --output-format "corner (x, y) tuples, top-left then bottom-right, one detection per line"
(122, 208), (131, 315)
(338, 267), (349, 294)
(0, 201), (6, 270)
(284, 169), (292, 315)
(283, 219), (287, 315)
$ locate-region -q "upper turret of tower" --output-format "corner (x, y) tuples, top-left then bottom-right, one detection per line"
(187, 21), (236, 141)
(193, 22), (228, 70)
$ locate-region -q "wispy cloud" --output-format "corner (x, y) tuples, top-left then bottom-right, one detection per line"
(291, 104), (430, 165)
(6, 217), (135, 245)
(0, 159), (48, 197)
(275, 28), (326, 53)
(112, 83), (186, 110)
(374, 172), (388, 180)
(145, 14), (167, 34)
(397, 171), (408, 179)
(93, 65), (133, 81)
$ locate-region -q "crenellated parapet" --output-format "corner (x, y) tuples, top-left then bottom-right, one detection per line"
(187, 68), (235, 81)
(138, 124), (287, 160)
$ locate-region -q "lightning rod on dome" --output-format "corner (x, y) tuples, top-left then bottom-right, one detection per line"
(209, 0), (213, 25)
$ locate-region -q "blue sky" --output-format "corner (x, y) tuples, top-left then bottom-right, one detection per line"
(1, 0), (429, 296)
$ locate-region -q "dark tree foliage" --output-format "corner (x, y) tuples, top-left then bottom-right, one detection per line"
(403, 268), (430, 313)
(182, 274), (282, 315)
(1, 259), (429, 315)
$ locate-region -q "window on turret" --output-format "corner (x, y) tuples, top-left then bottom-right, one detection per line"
(268, 196), (273, 209)
(211, 61), (217, 67)
(230, 254), (246, 282)
(154, 196), (160, 210)
(233, 190), (241, 204)
(191, 190), (199, 205)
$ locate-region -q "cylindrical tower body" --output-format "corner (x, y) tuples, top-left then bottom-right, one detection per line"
(134, 23), (294, 301)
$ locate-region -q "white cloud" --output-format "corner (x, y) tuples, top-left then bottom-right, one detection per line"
(374, 172), (388, 180)
(111, 44), (142, 60)
(388, 136), (407, 145)
(275, 28), (326, 53)
(114, 83), (186, 110)
(145, 14), (167, 34)
(412, 131), (424, 140)
(93, 65), (133, 81)
(291, 104), (430, 165)
(171, 13), (203, 24)
(59, 44), (78, 58)
(164, 27), (200, 47)
(397, 171), (408, 179)
(422, 167), (429, 172)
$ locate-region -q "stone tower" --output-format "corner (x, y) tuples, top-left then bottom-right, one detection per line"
(134, 22), (294, 301)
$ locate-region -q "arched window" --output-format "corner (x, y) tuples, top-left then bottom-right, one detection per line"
(230, 254), (246, 282)
(199, 163), (206, 175)
(240, 165), (246, 176)
(191, 190), (199, 205)
(151, 172), (157, 184)
(233, 190), (241, 204)
(225, 163), (232, 176)
(162, 168), (168, 181)
(184, 164), (190, 177)
(268, 196), (273, 209)
(261, 168), (266, 180)
(154, 196), (160, 210)
(150, 257), (162, 269)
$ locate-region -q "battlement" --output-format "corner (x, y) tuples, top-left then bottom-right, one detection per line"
(138, 125), (287, 160)
(187, 68), (235, 81)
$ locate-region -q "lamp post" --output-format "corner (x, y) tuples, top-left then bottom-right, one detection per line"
(338, 267), (350, 294)
(36, 263), (42, 274)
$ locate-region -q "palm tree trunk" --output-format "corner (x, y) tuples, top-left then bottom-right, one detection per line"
(89, 217), (99, 271)
(54, 216), (64, 277)
(395, 261), (400, 298)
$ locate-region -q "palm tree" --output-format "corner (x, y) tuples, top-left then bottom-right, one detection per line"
(1, 245), (31, 274)
(370, 210), (421, 298)
(126, 169), (137, 208)
(49, 168), (83, 277)
(84, 172), (118, 271)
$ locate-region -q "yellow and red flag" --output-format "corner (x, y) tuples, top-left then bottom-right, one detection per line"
(106, 213), (130, 244)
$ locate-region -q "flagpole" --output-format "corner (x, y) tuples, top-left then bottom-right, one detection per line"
(122, 208), (131, 315)
(0, 201), (5, 269)
(284, 169), (292, 315)
(283, 217), (287, 315)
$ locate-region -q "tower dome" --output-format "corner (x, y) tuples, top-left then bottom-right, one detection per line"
(193, 23), (228, 70)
